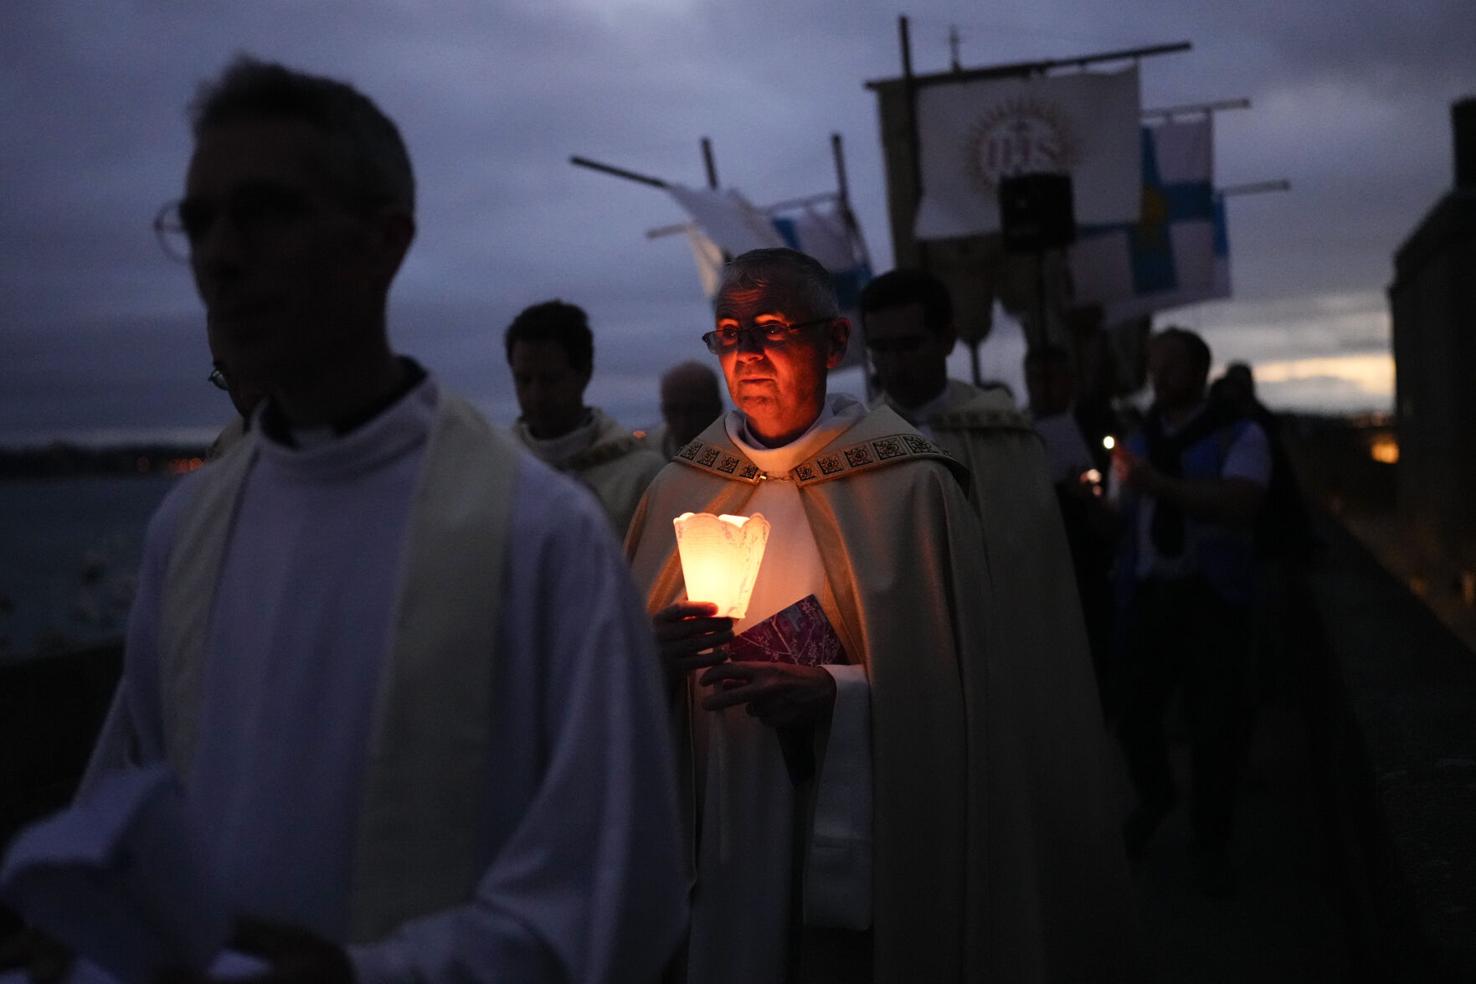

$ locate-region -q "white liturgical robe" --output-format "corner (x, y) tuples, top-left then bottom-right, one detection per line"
(88, 376), (686, 983)
(683, 398), (874, 984)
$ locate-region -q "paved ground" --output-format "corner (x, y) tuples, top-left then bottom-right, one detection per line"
(1306, 515), (1476, 978)
(1117, 697), (1352, 982)
(8, 495), (1470, 978)
(1114, 505), (1476, 981)
(1108, 528), (1354, 980)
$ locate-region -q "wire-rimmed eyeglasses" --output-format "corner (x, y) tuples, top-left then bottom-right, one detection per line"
(152, 184), (321, 264)
(701, 317), (834, 355)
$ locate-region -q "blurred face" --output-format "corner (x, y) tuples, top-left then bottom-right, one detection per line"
(509, 339), (590, 439)
(713, 279), (848, 446)
(660, 375), (723, 448)
(184, 118), (407, 395)
(864, 301), (953, 408)
(1148, 336), (1205, 411)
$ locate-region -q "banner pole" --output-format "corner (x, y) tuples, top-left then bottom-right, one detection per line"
(568, 156), (670, 189)
(899, 15), (930, 275)
(701, 137), (719, 190)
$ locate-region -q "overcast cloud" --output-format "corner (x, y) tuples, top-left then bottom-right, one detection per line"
(2, 0), (1472, 444)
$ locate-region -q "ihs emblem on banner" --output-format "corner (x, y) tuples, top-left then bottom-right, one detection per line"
(962, 98), (1079, 194)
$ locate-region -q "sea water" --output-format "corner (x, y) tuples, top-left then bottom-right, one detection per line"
(0, 475), (178, 662)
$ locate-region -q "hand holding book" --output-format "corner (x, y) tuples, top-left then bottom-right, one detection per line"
(696, 594), (846, 728)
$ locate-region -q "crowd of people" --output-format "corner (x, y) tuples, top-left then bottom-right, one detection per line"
(1, 55), (1312, 983)
(1024, 323), (1314, 898)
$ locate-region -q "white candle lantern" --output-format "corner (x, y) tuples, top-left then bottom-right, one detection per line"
(672, 512), (771, 619)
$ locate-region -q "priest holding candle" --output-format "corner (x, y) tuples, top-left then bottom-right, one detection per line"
(625, 248), (1135, 984)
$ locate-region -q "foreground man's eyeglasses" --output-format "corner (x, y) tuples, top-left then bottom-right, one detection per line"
(702, 317), (833, 354)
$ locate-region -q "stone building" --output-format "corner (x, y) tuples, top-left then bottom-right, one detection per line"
(1389, 97), (1476, 574)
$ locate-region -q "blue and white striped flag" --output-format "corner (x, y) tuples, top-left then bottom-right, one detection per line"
(1068, 118), (1230, 324)
(770, 201), (873, 369)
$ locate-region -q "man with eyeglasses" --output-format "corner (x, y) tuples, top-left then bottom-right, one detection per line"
(54, 56), (686, 983)
(625, 249), (1134, 983)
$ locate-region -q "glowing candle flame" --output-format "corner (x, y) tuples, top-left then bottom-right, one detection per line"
(673, 512), (771, 619)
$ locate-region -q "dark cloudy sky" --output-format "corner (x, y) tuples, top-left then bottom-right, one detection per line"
(2, 1), (1472, 445)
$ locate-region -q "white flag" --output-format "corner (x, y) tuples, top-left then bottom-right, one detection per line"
(914, 66), (1142, 239)
(666, 184), (784, 256)
(771, 204), (856, 274)
(683, 225), (727, 299)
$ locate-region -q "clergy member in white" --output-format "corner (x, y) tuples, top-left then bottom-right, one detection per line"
(627, 250), (1137, 983)
(505, 300), (667, 537)
(82, 56), (686, 983)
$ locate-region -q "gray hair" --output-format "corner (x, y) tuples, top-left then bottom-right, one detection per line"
(189, 55), (415, 214)
(719, 248), (839, 318)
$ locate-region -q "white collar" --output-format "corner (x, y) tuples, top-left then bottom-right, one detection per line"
(514, 409), (598, 466)
(724, 394), (867, 473)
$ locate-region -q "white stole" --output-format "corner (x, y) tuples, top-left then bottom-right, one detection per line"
(157, 393), (517, 941)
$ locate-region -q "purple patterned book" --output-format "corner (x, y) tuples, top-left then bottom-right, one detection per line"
(728, 594), (847, 666)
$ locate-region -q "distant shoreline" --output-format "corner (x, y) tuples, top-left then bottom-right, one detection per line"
(0, 444), (210, 480)
(0, 408), (1393, 479)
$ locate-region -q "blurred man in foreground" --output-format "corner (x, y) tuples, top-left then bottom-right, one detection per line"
(66, 56), (685, 982)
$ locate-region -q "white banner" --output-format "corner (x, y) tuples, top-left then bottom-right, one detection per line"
(914, 66), (1142, 239)
(683, 226), (727, 299)
(666, 185), (783, 256)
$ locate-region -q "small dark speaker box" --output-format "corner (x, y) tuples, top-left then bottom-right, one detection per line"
(999, 172), (1076, 252)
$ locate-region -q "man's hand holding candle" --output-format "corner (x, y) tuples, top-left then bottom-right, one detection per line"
(651, 601), (734, 679)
